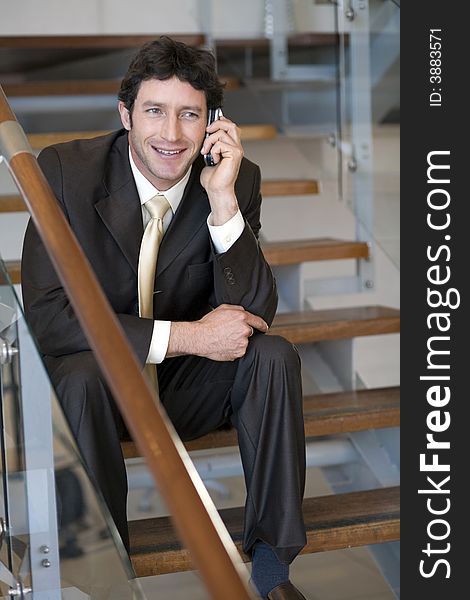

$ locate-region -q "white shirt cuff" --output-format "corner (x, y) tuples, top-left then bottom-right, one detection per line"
(207, 209), (245, 254)
(146, 320), (171, 364)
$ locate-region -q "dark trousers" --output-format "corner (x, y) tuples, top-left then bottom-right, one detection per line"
(45, 333), (306, 564)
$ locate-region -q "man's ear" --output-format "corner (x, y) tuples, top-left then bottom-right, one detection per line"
(118, 101), (131, 131)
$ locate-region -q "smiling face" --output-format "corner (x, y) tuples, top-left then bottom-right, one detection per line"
(118, 77), (207, 191)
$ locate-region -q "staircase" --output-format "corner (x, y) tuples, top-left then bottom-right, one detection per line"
(2, 228), (401, 593)
(0, 16), (400, 599)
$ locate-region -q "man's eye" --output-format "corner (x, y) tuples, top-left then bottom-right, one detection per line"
(147, 108), (162, 115)
(182, 112), (198, 120)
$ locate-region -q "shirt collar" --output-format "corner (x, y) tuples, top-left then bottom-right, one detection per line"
(128, 147), (192, 215)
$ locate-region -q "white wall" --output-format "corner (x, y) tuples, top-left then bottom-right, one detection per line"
(1, 0), (102, 35)
(0, 0), (336, 37)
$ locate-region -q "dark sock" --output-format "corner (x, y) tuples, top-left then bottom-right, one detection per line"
(251, 542), (289, 598)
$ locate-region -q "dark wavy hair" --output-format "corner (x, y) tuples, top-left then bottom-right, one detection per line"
(118, 36), (225, 114)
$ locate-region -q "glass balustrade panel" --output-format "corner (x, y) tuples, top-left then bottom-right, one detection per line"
(0, 257), (148, 600)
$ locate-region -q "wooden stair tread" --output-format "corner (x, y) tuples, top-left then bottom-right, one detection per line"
(234, 124), (277, 140)
(3, 76), (240, 97)
(260, 179), (320, 196)
(2, 260), (21, 285)
(4, 79), (126, 96)
(214, 34), (339, 49)
(0, 33), (338, 51)
(270, 306), (400, 344)
(2, 236), (370, 287)
(302, 386), (400, 434)
(129, 486), (400, 576)
(3, 261), (399, 339)
(263, 238), (368, 264)
(0, 35), (206, 49)
(0, 35), (206, 75)
(24, 125), (276, 148)
(122, 386), (400, 458)
(0, 196), (26, 213)
(3, 239), (366, 278)
(27, 130), (111, 147)
(0, 179), (319, 215)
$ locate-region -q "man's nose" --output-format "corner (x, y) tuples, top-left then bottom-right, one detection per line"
(161, 114), (181, 142)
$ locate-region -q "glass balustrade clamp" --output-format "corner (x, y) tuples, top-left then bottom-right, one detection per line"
(0, 337), (18, 365)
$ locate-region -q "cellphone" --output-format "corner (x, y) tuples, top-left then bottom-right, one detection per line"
(203, 107), (223, 167)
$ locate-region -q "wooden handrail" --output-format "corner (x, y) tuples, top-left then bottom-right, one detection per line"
(0, 86), (255, 600)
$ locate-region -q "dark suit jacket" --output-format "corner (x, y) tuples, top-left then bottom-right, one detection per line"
(21, 129), (277, 365)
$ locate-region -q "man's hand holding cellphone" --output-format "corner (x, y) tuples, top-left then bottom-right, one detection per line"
(200, 108), (244, 226)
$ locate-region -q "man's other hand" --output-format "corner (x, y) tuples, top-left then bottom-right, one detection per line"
(167, 304), (269, 361)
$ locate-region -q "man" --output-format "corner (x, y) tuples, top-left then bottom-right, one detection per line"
(22, 37), (307, 599)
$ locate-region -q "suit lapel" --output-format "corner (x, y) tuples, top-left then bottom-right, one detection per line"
(156, 157), (211, 277)
(94, 138), (210, 278)
(94, 133), (143, 276)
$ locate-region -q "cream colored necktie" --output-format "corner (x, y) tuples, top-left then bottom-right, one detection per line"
(138, 194), (171, 395)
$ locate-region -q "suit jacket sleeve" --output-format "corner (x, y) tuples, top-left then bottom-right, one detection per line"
(21, 146), (153, 365)
(212, 161), (278, 326)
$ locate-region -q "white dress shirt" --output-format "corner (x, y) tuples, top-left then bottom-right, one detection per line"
(129, 149), (245, 363)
